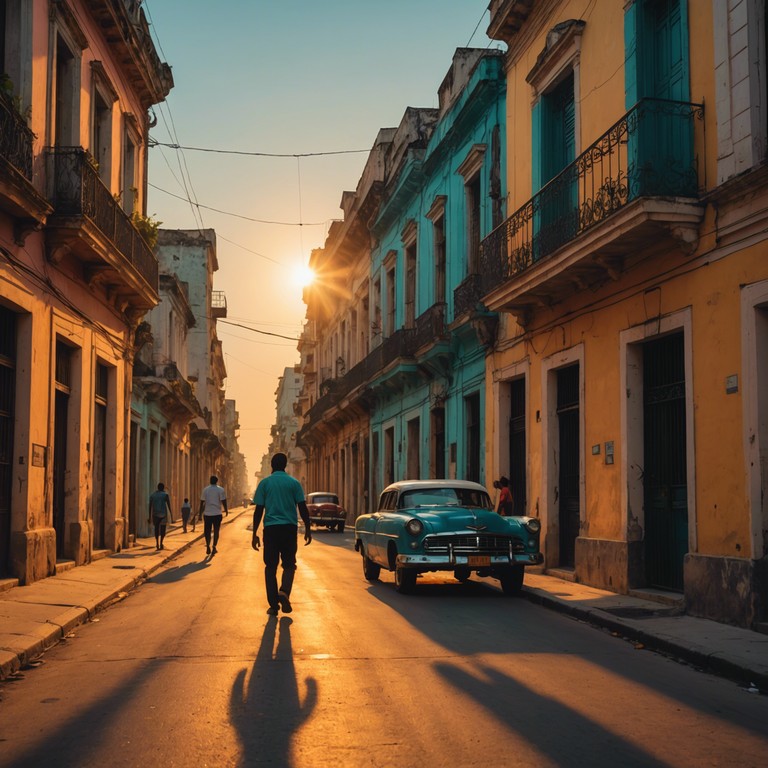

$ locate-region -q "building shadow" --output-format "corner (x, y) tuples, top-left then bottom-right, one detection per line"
(230, 616), (317, 767)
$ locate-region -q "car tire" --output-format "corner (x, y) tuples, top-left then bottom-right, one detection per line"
(499, 565), (524, 596)
(361, 548), (380, 582)
(338, 521), (345, 533)
(394, 565), (417, 594)
(453, 567), (471, 583)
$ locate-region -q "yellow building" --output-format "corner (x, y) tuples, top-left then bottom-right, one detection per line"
(483, 0), (767, 628)
(0, 1), (171, 582)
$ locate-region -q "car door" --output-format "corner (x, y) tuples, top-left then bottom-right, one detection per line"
(369, 490), (396, 564)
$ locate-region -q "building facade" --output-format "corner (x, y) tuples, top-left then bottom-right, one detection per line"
(153, 230), (229, 503)
(483, 0), (768, 627)
(297, 49), (506, 521)
(0, 0), (171, 582)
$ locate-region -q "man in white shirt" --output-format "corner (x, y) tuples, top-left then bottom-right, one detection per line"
(199, 475), (228, 555)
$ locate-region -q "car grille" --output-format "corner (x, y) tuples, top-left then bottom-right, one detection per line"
(423, 534), (525, 555)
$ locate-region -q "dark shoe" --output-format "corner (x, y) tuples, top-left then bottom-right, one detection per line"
(266, 607), (278, 616)
(212, 547), (217, 555)
(160, 543), (164, 550)
(206, 545), (211, 554)
(277, 590), (292, 614)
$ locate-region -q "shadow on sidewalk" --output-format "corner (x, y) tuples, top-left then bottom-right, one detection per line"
(147, 558), (212, 584)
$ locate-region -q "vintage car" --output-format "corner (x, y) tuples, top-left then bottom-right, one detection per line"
(354, 480), (543, 595)
(306, 492), (347, 533)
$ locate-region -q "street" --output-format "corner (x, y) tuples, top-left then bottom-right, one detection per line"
(1, 516), (767, 768)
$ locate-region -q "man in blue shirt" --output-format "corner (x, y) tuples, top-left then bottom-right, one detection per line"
(148, 482), (172, 550)
(252, 453), (312, 615)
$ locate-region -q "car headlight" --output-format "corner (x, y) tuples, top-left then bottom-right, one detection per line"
(405, 519), (424, 536)
(524, 518), (541, 535)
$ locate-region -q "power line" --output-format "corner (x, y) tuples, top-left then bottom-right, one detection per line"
(218, 319), (300, 342)
(148, 139), (370, 158)
(148, 183), (328, 226)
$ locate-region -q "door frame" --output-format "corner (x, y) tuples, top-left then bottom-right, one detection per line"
(620, 308), (697, 584)
(542, 344), (585, 568)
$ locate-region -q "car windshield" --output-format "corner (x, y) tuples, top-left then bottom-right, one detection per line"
(398, 488), (492, 510)
(310, 495), (338, 505)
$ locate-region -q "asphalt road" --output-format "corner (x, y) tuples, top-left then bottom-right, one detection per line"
(1, 517), (767, 768)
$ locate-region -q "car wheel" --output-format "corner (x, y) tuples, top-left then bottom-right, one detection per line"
(499, 566), (524, 596)
(453, 567), (471, 583)
(338, 521), (345, 533)
(394, 565), (417, 594)
(361, 548), (380, 582)
(328, 522), (336, 531)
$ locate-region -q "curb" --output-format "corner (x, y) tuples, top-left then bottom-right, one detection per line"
(521, 586), (768, 690)
(0, 510), (246, 679)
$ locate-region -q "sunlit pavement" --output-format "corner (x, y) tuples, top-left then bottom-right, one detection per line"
(1, 512), (767, 692)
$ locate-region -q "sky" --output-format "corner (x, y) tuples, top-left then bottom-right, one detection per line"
(143, 1), (501, 485)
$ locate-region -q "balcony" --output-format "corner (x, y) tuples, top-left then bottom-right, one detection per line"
(480, 99), (705, 322)
(454, 274), (484, 319)
(134, 361), (201, 420)
(211, 290), (227, 318)
(0, 89), (52, 238)
(298, 328), (417, 443)
(45, 147), (159, 311)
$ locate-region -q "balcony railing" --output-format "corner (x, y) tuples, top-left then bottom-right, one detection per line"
(454, 273), (484, 318)
(413, 302), (447, 349)
(302, 328), (417, 429)
(211, 290), (227, 318)
(0, 88), (33, 180)
(46, 147), (158, 288)
(480, 98), (704, 288)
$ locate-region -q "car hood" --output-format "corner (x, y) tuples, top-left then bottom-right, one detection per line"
(409, 507), (522, 534)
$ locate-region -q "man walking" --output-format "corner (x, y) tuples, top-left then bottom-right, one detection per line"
(148, 482), (173, 550)
(251, 453), (312, 615)
(199, 475), (228, 555)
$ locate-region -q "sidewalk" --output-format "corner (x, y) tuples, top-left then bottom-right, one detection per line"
(0, 509), (247, 679)
(1, 523), (767, 690)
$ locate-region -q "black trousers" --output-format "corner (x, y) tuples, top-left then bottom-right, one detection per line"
(203, 514), (222, 547)
(263, 524), (298, 608)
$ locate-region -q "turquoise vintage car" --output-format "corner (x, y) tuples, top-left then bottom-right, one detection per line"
(354, 480), (543, 595)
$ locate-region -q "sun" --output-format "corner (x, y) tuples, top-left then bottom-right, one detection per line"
(293, 264), (315, 289)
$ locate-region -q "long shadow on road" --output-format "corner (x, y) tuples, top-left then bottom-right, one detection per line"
(230, 616), (317, 768)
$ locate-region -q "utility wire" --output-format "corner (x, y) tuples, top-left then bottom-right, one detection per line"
(148, 139), (369, 158)
(218, 319), (300, 342)
(148, 183), (327, 226)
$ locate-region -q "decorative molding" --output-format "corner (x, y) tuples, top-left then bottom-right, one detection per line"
(457, 144), (487, 181)
(526, 19), (585, 97)
(425, 195), (448, 222)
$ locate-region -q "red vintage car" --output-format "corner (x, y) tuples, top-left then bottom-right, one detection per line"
(306, 492), (346, 533)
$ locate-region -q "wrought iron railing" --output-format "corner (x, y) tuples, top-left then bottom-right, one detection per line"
(480, 98), (704, 287)
(46, 147), (158, 289)
(454, 273), (484, 318)
(0, 88), (34, 181)
(302, 328), (417, 428)
(413, 302), (447, 350)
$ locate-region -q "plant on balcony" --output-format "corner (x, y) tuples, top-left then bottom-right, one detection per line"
(131, 210), (162, 249)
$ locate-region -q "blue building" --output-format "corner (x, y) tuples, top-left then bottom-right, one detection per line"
(367, 49), (506, 499)
(297, 48), (506, 516)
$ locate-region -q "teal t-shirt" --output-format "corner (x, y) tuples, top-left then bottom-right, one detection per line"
(254, 471), (305, 527)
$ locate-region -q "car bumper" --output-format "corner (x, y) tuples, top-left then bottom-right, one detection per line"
(395, 552), (543, 568)
(310, 516), (345, 524)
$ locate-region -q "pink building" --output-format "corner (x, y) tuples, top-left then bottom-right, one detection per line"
(0, 0), (172, 583)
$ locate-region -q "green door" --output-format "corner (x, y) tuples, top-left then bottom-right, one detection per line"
(630, 0), (693, 197)
(537, 71), (577, 258)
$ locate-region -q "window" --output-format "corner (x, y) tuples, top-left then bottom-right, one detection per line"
(384, 426), (395, 485)
(407, 416), (420, 479)
(404, 242), (416, 328)
(386, 265), (396, 336)
(457, 145), (486, 275)
(122, 113), (141, 214)
(430, 407), (445, 479)
(402, 220), (417, 329)
(54, 33), (77, 146)
(465, 393), (481, 482)
(51, 5), (86, 148)
(427, 195), (448, 305)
